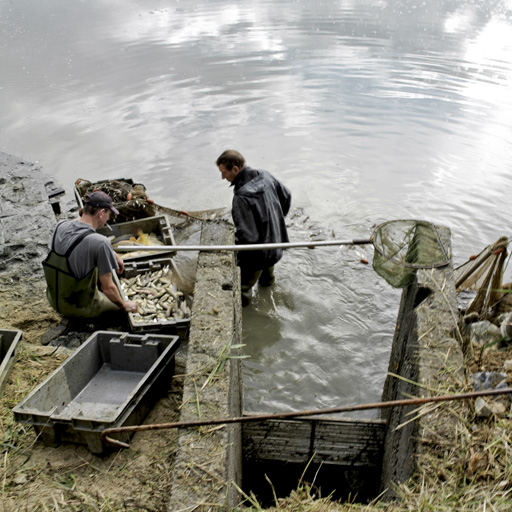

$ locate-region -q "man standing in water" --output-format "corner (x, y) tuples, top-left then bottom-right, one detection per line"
(216, 150), (292, 306)
(43, 191), (138, 318)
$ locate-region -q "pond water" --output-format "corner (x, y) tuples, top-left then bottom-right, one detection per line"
(1, 0), (511, 417)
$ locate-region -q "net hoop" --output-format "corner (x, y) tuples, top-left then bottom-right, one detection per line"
(371, 219), (451, 269)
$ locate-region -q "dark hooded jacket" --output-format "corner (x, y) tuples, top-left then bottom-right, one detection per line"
(231, 166), (292, 272)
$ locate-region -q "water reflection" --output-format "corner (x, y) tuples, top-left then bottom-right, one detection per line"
(242, 215), (401, 416)
(0, 0), (511, 415)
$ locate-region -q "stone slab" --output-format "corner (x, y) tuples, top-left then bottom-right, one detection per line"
(167, 220), (243, 511)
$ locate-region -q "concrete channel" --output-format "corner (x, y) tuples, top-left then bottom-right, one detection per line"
(168, 213), (463, 505)
(0, 151), (464, 509)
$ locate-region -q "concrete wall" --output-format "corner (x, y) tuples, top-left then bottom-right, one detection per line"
(380, 225), (465, 496)
(167, 219), (243, 511)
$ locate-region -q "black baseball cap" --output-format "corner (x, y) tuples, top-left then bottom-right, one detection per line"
(84, 191), (119, 215)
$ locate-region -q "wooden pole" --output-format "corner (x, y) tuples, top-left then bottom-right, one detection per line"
(101, 387), (512, 449)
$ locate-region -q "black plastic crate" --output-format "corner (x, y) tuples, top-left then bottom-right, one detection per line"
(114, 258), (192, 334)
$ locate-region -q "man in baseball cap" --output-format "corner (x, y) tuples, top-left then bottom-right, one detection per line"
(84, 191), (120, 215)
(43, 189), (137, 318)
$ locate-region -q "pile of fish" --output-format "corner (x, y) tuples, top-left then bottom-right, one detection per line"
(119, 266), (191, 324)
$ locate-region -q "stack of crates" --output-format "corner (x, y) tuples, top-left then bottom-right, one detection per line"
(75, 179), (192, 335)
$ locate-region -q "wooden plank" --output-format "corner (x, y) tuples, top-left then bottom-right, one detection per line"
(243, 418), (386, 467)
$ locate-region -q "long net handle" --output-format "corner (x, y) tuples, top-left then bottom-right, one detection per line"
(117, 239), (373, 252)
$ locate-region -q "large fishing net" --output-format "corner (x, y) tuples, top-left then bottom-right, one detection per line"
(454, 236), (510, 320)
(371, 220), (451, 288)
(74, 178), (156, 223)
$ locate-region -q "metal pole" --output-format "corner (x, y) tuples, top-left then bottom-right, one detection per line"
(117, 238), (372, 253)
(101, 387), (512, 449)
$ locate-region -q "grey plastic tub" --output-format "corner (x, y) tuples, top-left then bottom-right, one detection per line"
(0, 329), (22, 395)
(13, 331), (180, 454)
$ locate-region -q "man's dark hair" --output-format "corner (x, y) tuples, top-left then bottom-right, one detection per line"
(82, 203), (101, 216)
(216, 150), (245, 171)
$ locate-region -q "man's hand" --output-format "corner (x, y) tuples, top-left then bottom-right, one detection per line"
(123, 300), (138, 313)
(115, 253), (125, 275)
(99, 271), (131, 310)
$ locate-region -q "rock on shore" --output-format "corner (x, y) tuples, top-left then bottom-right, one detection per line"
(0, 151), (70, 344)
(0, 151), (60, 280)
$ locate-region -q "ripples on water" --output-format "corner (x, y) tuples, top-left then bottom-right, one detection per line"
(242, 213), (401, 416)
(0, 0), (511, 416)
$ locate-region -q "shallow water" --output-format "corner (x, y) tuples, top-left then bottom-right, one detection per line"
(1, 0), (511, 416)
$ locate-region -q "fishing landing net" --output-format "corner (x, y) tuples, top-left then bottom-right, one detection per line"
(454, 236), (510, 320)
(371, 220), (451, 288)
